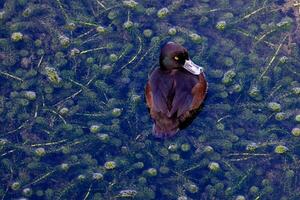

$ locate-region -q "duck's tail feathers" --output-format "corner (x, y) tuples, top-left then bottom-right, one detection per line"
(152, 123), (179, 138)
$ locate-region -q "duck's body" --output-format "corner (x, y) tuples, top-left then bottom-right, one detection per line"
(145, 42), (208, 138)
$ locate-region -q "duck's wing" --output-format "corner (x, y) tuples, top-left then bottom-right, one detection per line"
(169, 72), (207, 117)
(146, 69), (174, 114)
(145, 79), (179, 138)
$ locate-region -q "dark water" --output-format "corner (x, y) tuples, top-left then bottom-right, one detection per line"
(0, 0), (300, 199)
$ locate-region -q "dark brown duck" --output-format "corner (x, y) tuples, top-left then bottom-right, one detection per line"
(145, 42), (208, 138)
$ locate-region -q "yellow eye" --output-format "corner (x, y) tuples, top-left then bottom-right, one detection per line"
(174, 56), (179, 61)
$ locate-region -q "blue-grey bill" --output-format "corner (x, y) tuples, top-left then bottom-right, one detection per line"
(183, 59), (203, 75)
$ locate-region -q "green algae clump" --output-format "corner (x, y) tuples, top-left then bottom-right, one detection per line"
(112, 108), (122, 117)
(146, 168), (158, 177)
(204, 145), (214, 154)
(96, 25), (106, 34)
(97, 133), (110, 143)
(246, 142), (258, 152)
(65, 22), (76, 31)
(249, 186), (259, 195)
(90, 125), (101, 133)
(11, 182), (21, 190)
(22, 188), (33, 197)
(133, 162), (144, 169)
(222, 70), (236, 84)
(184, 182), (199, 193)
(93, 172), (104, 181)
(109, 54), (118, 62)
(11, 32), (23, 42)
(216, 20), (227, 31)
(70, 48), (80, 57)
(170, 153), (181, 161)
(143, 29), (153, 38)
(295, 114), (300, 122)
(181, 143), (191, 152)
(60, 163), (69, 172)
(0, 11), (5, 20)
(44, 67), (62, 84)
(274, 145), (288, 154)
(291, 127), (300, 137)
(189, 33), (202, 44)
(117, 190), (138, 198)
(130, 94), (141, 104)
(275, 112), (286, 121)
(101, 64), (114, 75)
(248, 86), (261, 99)
(59, 107), (69, 115)
(35, 147), (46, 157)
(157, 8), (169, 19)
(208, 162), (220, 172)
(24, 91), (36, 101)
(77, 174), (86, 181)
(292, 87), (300, 95)
(104, 161), (117, 170)
(159, 166), (169, 174)
(123, 20), (134, 30)
(168, 143), (178, 152)
(123, 0), (138, 9)
(235, 195), (246, 200)
(168, 27), (177, 35)
(268, 102), (281, 112)
(59, 35), (71, 47)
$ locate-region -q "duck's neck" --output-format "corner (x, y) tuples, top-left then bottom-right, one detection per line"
(160, 67), (180, 75)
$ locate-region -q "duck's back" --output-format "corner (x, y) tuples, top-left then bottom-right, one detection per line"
(145, 68), (207, 138)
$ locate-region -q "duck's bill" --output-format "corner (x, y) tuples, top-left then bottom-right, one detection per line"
(183, 59), (203, 75)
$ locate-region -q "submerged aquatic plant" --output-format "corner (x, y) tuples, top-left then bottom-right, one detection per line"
(0, 0), (300, 199)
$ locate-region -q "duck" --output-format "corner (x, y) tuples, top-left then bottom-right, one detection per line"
(145, 42), (208, 138)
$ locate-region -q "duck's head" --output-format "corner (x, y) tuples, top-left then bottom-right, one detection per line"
(159, 42), (203, 75)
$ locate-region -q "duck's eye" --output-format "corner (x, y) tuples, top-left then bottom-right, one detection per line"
(174, 56), (179, 61)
